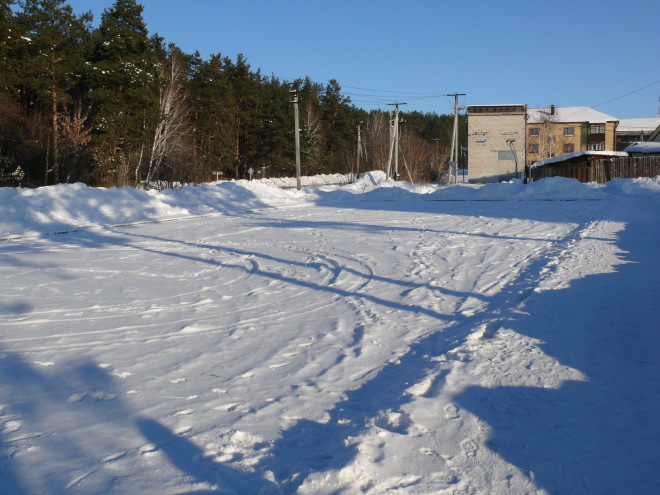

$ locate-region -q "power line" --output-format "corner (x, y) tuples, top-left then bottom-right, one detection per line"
(342, 85), (445, 96)
(590, 78), (660, 110)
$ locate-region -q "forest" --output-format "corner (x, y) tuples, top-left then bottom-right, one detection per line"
(0, 0), (467, 188)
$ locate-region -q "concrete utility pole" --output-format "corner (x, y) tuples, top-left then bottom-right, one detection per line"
(387, 102), (406, 180)
(289, 87), (302, 190)
(446, 93), (466, 184)
(356, 121), (365, 181)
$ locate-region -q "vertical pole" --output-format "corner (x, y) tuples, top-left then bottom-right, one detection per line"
(394, 105), (400, 181)
(386, 111), (394, 178)
(446, 93), (466, 184)
(387, 102), (406, 180)
(356, 122), (362, 181)
(452, 94), (459, 184)
(290, 88), (302, 191)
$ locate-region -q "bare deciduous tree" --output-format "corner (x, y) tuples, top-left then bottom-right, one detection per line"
(139, 47), (190, 187)
(302, 100), (324, 174)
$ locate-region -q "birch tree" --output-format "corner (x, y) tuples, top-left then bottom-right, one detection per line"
(140, 44), (190, 187)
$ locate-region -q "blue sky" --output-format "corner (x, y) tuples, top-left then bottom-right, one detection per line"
(65, 0), (660, 119)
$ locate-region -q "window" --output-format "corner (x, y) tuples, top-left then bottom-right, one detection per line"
(564, 127), (574, 137)
(529, 144), (539, 153)
(475, 138), (487, 144)
(529, 128), (539, 137)
(564, 143), (574, 153)
(590, 142), (605, 151)
(590, 124), (605, 134)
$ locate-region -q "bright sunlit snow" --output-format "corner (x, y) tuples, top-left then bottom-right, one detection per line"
(1, 172), (659, 494)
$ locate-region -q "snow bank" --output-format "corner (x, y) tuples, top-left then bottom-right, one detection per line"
(1, 174), (658, 239)
(252, 173), (351, 188)
(603, 176), (660, 197)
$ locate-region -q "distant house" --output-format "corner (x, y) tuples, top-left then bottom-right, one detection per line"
(623, 123), (660, 156)
(616, 118), (660, 150)
(526, 106), (619, 165)
(466, 104), (527, 182)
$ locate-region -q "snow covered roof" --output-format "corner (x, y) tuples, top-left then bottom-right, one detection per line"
(617, 118), (660, 133)
(623, 141), (660, 154)
(531, 150), (629, 168)
(527, 106), (618, 124)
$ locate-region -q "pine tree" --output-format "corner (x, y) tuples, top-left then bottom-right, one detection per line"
(188, 53), (235, 176)
(254, 75), (292, 177)
(14, 0), (92, 184)
(223, 54), (262, 177)
(321, 79), (354, 173)
(0, 0), (17, 97)
(86, 0), (162, 186)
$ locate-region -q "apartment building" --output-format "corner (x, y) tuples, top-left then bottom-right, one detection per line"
(526, 106), (618, 165)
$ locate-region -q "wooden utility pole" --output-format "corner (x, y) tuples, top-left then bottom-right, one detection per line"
(446, 93), (466, 183)
(290, 87), (302, 190)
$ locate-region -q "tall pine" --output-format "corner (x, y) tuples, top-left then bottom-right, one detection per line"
(188, 53), (235, 176)
(14, 0), (92, 184)
(86, 0), (162, 186)
(0, 0), (17, 97)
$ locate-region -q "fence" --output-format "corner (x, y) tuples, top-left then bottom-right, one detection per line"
(529, 156), (660, 183)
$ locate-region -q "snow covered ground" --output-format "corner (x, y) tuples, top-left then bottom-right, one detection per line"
(1, 172), (658, 494)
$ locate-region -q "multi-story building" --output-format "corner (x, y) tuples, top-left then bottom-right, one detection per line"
(526, 106), (618, 165)
(466, 104), (527, 182)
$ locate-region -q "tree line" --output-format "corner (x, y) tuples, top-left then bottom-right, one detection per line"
(0, 0), (466, 188)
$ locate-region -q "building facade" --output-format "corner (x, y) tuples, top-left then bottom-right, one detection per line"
(466, 105), (527, 182)
(616, 118), (660, 150)
(526, 106), (618, 165)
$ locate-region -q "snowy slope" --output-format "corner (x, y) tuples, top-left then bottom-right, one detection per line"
(1, 173), (659, 494)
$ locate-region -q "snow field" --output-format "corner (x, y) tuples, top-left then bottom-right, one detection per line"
(1, 173), (659, 494)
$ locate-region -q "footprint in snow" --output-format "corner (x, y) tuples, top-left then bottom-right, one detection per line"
(102, 452), (126, 463)
(268, 362), (291, 370)
(444, 403), (460, 419)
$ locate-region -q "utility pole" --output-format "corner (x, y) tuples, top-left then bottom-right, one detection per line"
(356, 121), (365, 181)
(387, 102), (406, 180)
(446, 93), (466, 184)
(507, 138), (519, 177)
(289, 87), (302, 190)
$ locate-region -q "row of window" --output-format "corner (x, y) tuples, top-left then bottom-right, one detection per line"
(528, 142), (604, 153)
(529, 124), (605, 137)
(529, 144), (574, 153)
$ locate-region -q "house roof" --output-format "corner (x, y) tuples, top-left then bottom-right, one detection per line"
(623, 141), (660, 154)
(531, 150), (629, 168)
(617, 118), (660, 133)
(527, 106), (619, 124)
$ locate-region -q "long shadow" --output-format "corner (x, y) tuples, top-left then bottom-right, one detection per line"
(0, 344), (265, 494)
(0, 347), (123, 493)
(455, 199), (660, 493)
(136, 417), (279, 495)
